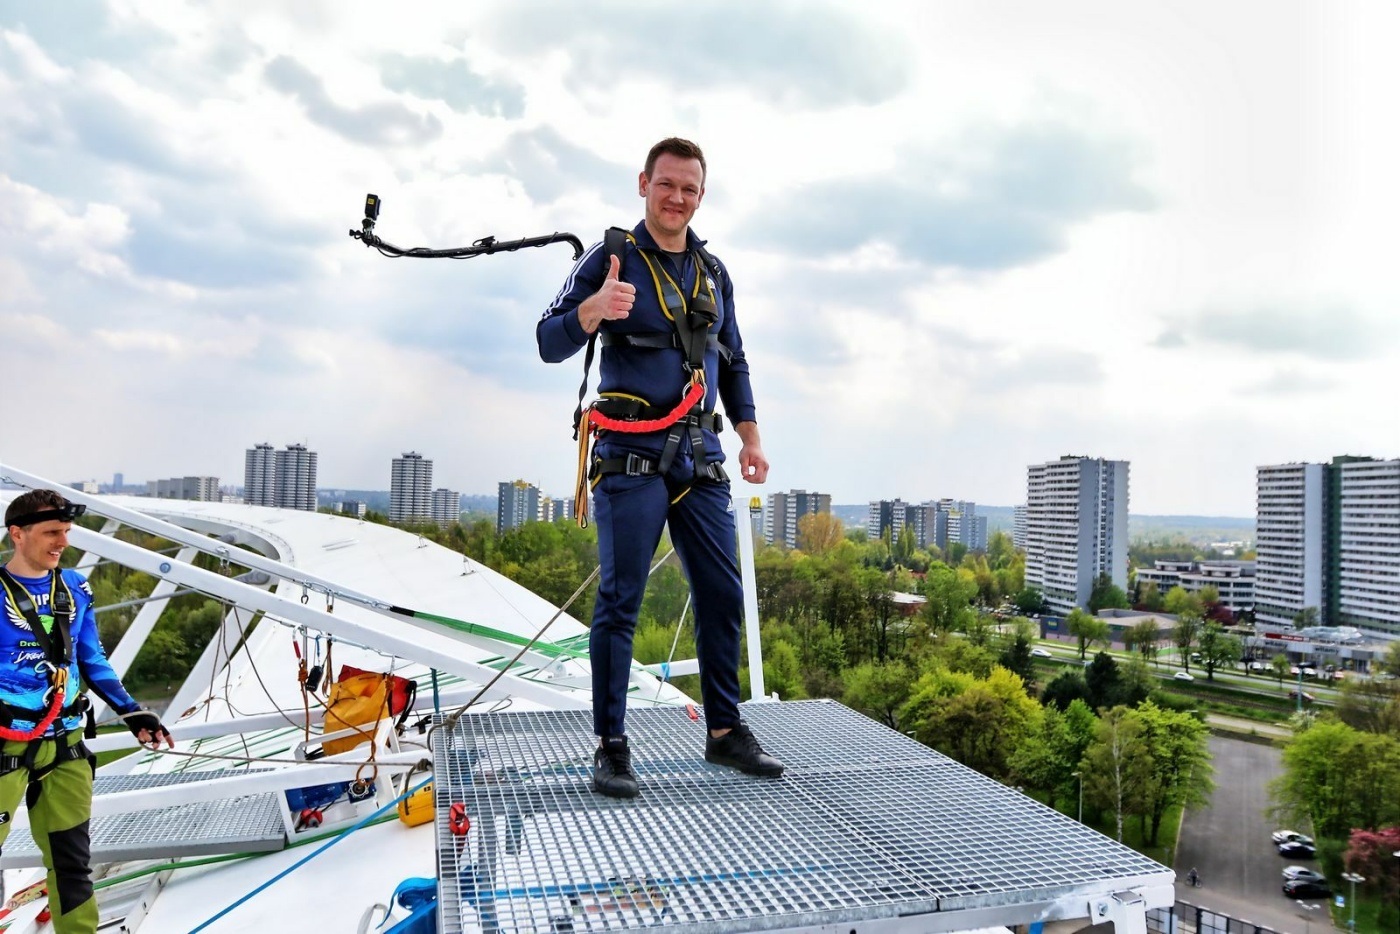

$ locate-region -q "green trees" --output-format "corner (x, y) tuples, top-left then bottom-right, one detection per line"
(903, 666), (1042, 782)
(1272, 720), (1400, 841)
(1010, 699), (1097, 810)
(1124, 618), (1162, 663)
(842, 659), (914, 730)
(1013, 587), (1045, 616)
(1066, 608), (1110, 660)
(1088, 573), (1130, 613)
(1082, 707), (1150, 841)
(1079, 703), (1212, 844)
(795, 512), (845, 555)
(1168, 592), (1203, 671)
(1195, 622), (1241, 682)
(1134, 702), (1214, 845)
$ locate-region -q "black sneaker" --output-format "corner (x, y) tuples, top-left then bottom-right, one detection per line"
(704, 722), (784, 777)
(593, 736), (639, 798)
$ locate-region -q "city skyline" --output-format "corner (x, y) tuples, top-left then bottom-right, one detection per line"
(4, 4), (1396, 514)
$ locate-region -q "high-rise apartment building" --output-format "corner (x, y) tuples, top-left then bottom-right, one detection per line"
(1254, 463), (1327, 629)
(244, 443), (317, 510)
(1024, 455), (1129, 615)
(866, 499), (909, 543)
(389, 452), (433, 523)
(1337, 458), (1400, 634)
(940, 499), (988, 551)
(765, 490), (832, 548)
(431, 488), (461, 527)
(1257, 457), (1400, 636)
(148, 476), (220, 501)
(244, 443), (277, 507)
(1013, 505), (1028, 550)
(498, 480), (541, 534)
(275, 443), (317, 511)
(541, 498), (575, 523)
(906, 502), (947, 551)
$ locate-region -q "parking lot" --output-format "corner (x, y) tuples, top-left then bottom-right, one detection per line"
(1175, 734), (1329, 933)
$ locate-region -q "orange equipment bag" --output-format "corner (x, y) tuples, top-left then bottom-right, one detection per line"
(321, 665), (417, 756)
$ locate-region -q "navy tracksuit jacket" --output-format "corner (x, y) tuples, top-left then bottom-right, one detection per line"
(537, 221), (755, 737)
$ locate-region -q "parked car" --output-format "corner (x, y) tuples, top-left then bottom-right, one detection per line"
(1282, 866), (1326, 884)
(1249, 661), (1269, 672)
(1278, 841), (1317, 859)
(1283, 879), (1331, 899)
(1031, 647), (1053, 658)
(1173, 671), (1195, 682)
(1272, 830), (1315, 846)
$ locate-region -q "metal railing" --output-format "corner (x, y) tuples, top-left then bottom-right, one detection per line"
(1148, 900), (1284, 934)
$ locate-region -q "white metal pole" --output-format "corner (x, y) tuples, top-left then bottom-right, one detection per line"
(733, 495), (766, 702)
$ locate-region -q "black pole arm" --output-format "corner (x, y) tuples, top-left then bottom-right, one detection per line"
(348, 193), (584, 261)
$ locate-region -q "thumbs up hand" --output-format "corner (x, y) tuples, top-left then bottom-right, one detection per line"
(578, 253), (635, 333)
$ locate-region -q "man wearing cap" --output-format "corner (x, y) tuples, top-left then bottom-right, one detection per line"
(0, 489), (173, 933)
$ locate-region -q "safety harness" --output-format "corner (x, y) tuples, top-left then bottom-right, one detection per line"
(0, 568), (91, 778)
(571, 228), (733, 526)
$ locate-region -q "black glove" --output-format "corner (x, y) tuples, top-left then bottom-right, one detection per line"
(125, 710), (172, 747)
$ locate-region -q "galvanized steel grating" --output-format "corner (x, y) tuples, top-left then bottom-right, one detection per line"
(1, 781), (285, 868)
(432, 699), (1171, 934)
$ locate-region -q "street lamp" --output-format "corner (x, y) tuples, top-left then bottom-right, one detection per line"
(1342, 872), (1365, 932)
(1071, 770), (1083, 823)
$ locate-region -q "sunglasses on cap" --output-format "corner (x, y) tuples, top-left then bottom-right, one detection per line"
(7, 502), (88, 528)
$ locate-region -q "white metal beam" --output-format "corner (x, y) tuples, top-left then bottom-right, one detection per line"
(74, 517), (120, 573)
(89, 546), (198, 721)
(65, 525), (590, 713)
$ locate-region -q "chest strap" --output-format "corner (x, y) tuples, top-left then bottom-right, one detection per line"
(0, 567), (76, 670)
(600, 330), (733, 363)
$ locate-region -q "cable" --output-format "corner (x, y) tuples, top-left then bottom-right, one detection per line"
(189, 777), (431, 933)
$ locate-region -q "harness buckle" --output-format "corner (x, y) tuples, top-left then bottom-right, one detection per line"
(624, 453), (656, 477)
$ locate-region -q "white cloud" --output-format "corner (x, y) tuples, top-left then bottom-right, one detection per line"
(0, 1), (1395, 516)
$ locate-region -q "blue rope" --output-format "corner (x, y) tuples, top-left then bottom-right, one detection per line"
(190, 776), (432, 933)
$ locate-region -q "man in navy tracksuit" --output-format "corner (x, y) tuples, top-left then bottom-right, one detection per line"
(537, 137), (783, 798)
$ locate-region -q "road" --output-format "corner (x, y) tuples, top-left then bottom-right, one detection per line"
(1175, 734), (1328, 933)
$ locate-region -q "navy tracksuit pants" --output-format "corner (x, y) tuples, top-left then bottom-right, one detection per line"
(589, 446), (743, 739)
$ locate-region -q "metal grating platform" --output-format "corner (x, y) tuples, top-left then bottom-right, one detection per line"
(432, 699), (1172, 934)
(0, 769), (286, 868)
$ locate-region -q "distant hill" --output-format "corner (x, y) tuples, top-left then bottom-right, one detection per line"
(831, 504), (1252, 546)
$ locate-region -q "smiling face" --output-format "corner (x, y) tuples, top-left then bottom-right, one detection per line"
(7, 519), (71, 576)
(639, 152), (705, 250)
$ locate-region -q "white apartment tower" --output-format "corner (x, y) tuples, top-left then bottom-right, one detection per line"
(1254, 463), (1327, 629)
(274, 443), (318, 511)
(244, 443), (277, 507)
(1013, 505), (1028, 551)
(765, 490), (832, 549)
(245, 442), (316, 510)
(1337, 458), (1400, 634)
(390, 452), (434, 523)
(1024, 456), (1129, 615)
(430, 488), (461, 527)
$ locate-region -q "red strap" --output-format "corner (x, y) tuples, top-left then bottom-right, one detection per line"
(0, 688), (66, 743)
(587, 381), (705, 434)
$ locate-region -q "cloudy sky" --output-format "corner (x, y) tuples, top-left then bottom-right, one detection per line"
(2, 1), (1395, 516)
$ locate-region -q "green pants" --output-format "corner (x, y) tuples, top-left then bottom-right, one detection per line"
(0, 734), (97, 934)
